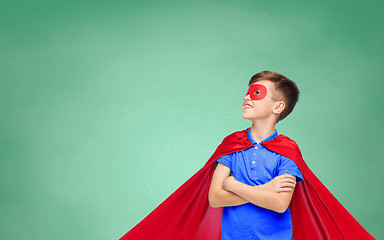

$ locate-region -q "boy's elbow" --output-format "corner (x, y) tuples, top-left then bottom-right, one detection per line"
(208, 194), (221, 208)
(274, 205), (288, 213)
(274, 199), (290, 213)
(209, 200), (220, 208)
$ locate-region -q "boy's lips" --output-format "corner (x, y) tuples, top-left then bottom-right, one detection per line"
(243, 103), (253, 110)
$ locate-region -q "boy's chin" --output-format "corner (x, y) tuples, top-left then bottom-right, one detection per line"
(241, 114), (252, 120)
(242, 113), (260, 121)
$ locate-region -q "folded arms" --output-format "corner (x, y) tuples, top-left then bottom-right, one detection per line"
(208, 163), (297, 213)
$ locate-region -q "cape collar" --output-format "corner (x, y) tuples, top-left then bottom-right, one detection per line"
(246, 127), (278, 145)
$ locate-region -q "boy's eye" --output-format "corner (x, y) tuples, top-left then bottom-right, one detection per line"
(254, 90), (261, 95)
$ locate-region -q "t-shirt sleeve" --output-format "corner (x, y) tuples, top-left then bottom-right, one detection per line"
(277, 155), (303, 182)
(216, 153), (232, 169)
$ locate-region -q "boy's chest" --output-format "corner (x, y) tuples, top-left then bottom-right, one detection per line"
(230, 146), (280, 185)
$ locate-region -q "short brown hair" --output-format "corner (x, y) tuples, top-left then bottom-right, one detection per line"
(248, 70), (300, 122)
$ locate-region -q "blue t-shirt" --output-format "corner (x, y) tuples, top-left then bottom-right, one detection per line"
(216, 128), (303, 240)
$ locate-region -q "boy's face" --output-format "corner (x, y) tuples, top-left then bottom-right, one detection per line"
(242, 80), (285, 121)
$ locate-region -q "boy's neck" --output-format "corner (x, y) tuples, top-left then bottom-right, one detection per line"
(249, 120), (277, 144)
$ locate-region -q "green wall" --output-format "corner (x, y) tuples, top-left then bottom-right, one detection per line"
(1, 0), (383, 239)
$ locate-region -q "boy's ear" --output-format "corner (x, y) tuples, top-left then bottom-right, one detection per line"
(273, 101), (285, 114)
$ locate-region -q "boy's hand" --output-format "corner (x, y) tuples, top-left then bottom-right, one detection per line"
(262, 174), (296, 193)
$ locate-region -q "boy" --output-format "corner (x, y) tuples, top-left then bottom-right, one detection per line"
(120, 71), (374, 240)
(209, 71), (303, 239)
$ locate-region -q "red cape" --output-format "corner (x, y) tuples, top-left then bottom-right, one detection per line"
(120, 128), (374, 240)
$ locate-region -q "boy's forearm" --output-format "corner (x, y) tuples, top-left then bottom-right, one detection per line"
(209, 188), (249, 208)
(224, 178), (291, 213)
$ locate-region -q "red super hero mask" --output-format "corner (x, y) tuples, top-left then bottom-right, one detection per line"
(245, 84), (268, 100)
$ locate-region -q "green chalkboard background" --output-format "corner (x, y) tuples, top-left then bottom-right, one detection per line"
(1, 0), (383, 239)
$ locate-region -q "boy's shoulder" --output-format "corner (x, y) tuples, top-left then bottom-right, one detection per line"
(269, 134), (300, 148)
